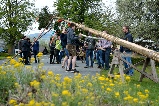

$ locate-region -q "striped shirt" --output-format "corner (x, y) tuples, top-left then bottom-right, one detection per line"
(99, 39), (112, 49)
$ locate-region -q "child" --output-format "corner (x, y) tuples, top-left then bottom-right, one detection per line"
(78, 46), (85, 63)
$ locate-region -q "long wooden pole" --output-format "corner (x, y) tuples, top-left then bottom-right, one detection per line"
(55, 17), (159, 62)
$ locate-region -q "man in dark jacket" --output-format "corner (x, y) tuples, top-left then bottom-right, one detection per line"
(21, 36), (31, 65)
(84, 32), (96, 68)
(18, 36), (25, 58)
(66, 23), (82, 73)
(32, 37), (39, 63)
(122, 26), (134, 75)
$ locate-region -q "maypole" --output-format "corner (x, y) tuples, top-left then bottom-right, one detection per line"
(54, 17), (159, 62)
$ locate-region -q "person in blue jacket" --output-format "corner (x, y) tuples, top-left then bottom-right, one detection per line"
(32, 37), (39, 63)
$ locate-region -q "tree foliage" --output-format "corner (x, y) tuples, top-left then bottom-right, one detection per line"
(116, 0), (159, 40)
(0, 0), (36, 54)
(38, 6), (53, 30)
(55, 0), (102, 23)
(54, 0), (117, 34)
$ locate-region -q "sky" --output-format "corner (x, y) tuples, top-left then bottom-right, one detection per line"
(25, 0), (116, 35)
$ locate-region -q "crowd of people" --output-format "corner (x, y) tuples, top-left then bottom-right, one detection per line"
(18, 24), (134, 75)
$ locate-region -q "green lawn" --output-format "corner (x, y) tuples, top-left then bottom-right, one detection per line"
(100, 66), (159, 102)
(0, 57), (6, 60)
(0, 53), (12, 60)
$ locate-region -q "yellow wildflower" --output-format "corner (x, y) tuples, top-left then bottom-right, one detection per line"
(10, 59), (17, 65)
(18, 58), (23, 61)
(115, 75), (120, 79)
(52, 92), (59, 97)
(145, 89), (149, 93)
(62, 90), (71, 96)
(105, 78), (109, 81)
(14, 62), (21, 68)
(101, 86), (104, 89)
(125, 76), (131, 81)
(106, 88), (112, 92)
(98, 76), (105, 81)
(110, 83), (115, 86)
(35, 102), (42, 106)
(51, 104), (55, 106)
(30, 80), (40, 89)
(82, 89), (88, 93)
(124, 95), (133, 101)
(64, 77), (72, 83)
(123, 91), (129, 96)
(7, 56), (11, 59)
(78, 102), (82, 105)
(41, 75), (46, 80)
(137, 92), (142, 96)
(115, 92), (120, 97)
(139, 94), (148, 100)
(37, 52), (43, 57)
(28, 92), (32, 97)
(133, 98), (138, 103)
(62, 102), (68, 106)
(28, 99), (35, 105)
(19, 103), (25, 106)
(137, 84), (140, 88)
(48, 71), (54, 76)
(14, 83), (20, 88)
(87, 83), (92, 87)
(9, 99), (17, 105)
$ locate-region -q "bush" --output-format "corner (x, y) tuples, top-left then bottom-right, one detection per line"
(0, 68), (16, 103)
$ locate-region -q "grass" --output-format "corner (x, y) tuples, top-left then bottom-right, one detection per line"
(0, 53), (12, 60)
(100, 65), (159, 102)
(0, 57), (6, 60)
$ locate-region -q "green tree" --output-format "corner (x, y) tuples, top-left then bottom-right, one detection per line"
(38, 6), (53, 30)
(116, 0), (159, 40)
(55, 0), (102, 23)
(0, 0), (36, 54)
(54, 0), (118, 36)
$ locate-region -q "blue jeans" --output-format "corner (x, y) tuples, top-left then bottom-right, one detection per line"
(97, 50), (104, 67)
(86, 49), (94, 67)
(103, 47), (111, 70)
(64, 48), (69, 57)
(59, 50), (64, 63)
(123, 52), (134, 75)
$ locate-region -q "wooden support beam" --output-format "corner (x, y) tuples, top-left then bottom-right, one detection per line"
(119, 57), (158, 83)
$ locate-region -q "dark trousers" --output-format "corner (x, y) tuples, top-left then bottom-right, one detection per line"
(104, 47), (111, 70)
(55, 49), (60, 63)
(23, 51), (29, 64)
(33, 50), (38, 62)
(50, 50), (55, 63)
(86, 49), (94, 67)
(20, 51), (23, 58)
